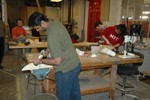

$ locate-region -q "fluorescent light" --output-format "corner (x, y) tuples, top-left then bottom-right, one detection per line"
(142, 16), (149, 19)
(142, 11), (150, 14)
(144, 4), (149, 7)
(140, 16), (149, 19)
(128, 16), (132, 19)
(122, 16), (125, 19)
(51, 0), (62, 2)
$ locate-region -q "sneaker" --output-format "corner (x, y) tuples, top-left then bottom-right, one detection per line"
(0, 65), (4, 70)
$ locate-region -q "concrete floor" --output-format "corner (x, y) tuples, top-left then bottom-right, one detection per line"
(1, 50), (150, 100)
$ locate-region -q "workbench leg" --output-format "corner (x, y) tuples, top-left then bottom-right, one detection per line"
(109, 64), (117, 100)
(94, 69), (100, 75)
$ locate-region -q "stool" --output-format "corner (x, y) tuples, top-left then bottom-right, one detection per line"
(26, 73), (42, 94)
(29, 93), (58, 100)
(116, 65), (139, 99)
(26, 68), (52, 94)
(116, 52), (144, 100)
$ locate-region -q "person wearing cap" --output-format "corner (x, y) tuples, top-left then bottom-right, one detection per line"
(100, 24), (127, 51)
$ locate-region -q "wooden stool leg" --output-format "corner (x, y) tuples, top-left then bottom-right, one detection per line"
(26, 73), (30, 89)
(34, 77), (37, 94)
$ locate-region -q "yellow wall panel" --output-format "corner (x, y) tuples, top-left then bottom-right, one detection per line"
(100, 0), (110, 21)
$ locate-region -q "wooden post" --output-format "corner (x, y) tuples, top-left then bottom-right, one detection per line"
(36, 0), (43, 13)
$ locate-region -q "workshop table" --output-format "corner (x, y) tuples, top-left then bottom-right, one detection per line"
(25, 51), (143, 100)
(9, 42), (47, 49)
(73, 41), (98, 47)
(9, 41), (98, 50)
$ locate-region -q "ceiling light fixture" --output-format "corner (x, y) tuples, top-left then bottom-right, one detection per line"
(128, 16), (133, 20)
(51, 0), (62, 2)
(140, 16), (149, 20)
(142, 11), (150, 14)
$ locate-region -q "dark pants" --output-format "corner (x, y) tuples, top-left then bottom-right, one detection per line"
(0, 37), (4, 64)
(55, 64), (81, 100)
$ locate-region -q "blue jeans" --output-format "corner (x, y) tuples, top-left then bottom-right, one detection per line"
(25, 48), (31, 53)
(55, 63), (81, 100)
(16, 37), (31, 56)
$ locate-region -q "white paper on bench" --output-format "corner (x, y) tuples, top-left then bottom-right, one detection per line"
(22, 63), (53, 71)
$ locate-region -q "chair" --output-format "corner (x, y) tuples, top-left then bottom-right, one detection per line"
(116, 52), (144, 100)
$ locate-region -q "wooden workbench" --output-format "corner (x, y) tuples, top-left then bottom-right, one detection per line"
(9, 41), (98, 50)
(9, 42), (47, 49)
(25, 51), (143, 100)
(73, 41), (98, 47)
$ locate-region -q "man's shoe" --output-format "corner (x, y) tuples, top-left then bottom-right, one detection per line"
(0, 65), (4, 70)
